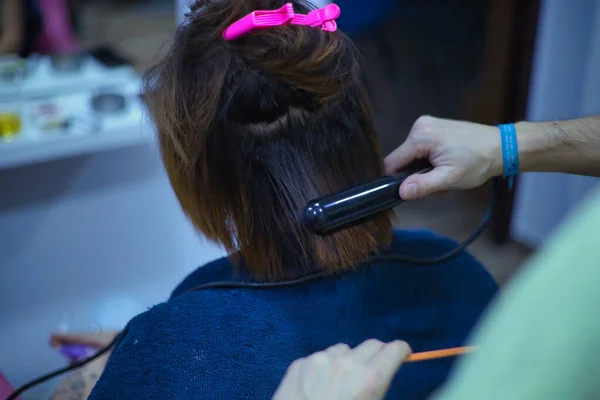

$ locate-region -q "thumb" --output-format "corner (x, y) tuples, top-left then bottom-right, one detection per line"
(399, 167), (453, 200)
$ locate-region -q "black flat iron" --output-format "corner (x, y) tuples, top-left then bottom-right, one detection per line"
(303, 160), (433, 236)
(302, 159), (500, 264)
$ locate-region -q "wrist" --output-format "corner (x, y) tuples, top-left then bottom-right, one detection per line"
(487, 126), (504, 179)
(488, 121), (545, 178)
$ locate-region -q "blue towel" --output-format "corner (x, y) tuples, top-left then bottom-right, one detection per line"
(90, 229), (497, 399)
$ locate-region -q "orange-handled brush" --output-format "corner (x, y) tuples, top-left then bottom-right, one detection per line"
(405, 346), (476, 362)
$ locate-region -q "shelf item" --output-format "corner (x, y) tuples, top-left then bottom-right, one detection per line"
(91, 93), (127, 113)
(0, 112), (22, 139)
(0, 55), (139, 101)
(50, 52), (88, 73)
(0, 53), (154, 170)
(0, 87), (154, 171)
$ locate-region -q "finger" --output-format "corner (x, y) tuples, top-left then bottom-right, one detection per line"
(369, 341), (412, 384)
(302, 351), (331, 382)
(352, 339), (385, 362)
(399, 167), (453, 200)
(325, 343), (351, 358)
(384, 116), (436, 175)
(273, 358), (306, 400)
(285, 357), (305, 376)
(383, 141), (418, 175)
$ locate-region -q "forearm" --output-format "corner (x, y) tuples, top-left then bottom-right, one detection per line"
(48, 330), (121, 399)
(514, 115), (600, 176)
(51, 352), (110, 400)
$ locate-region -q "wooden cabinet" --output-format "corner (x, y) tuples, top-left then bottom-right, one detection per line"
(463, 0), (541, 243)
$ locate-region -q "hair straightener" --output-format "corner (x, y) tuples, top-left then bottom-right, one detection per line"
(5, 160), (500, 400)
(303, 159), (499, 264)
(304, 160), (434, 236)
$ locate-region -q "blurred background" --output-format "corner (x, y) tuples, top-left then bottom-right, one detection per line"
(0, 0), (599, 398)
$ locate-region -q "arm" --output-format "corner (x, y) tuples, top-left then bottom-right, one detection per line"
(0, 0), (24, 54)
(384, 115), (600, 200)
(512, 115), (600, 177)
(50, 352), (112, 400)
(49, 331), (120, 400)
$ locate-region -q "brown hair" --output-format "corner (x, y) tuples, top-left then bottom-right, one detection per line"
(144, 0), (392, 281)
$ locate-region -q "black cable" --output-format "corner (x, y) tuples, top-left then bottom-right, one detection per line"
(5, 177), (500, 400)
(5, 334), (121, 400)
(187, 270), (333, 291)
(371, 177), (500, 264)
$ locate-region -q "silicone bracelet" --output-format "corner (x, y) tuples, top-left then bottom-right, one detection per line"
(499, 123), (519, 190)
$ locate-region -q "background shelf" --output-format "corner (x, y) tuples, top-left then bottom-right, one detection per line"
(0, 55), (154, 170)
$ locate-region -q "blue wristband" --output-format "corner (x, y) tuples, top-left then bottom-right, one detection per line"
(498, 123), (519, 190)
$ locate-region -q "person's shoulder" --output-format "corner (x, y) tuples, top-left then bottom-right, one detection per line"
(90, 295), (230, 399)
(116, 289), (230, 351)
(120, 279), (266, 349)
(169, 256), (234, 299)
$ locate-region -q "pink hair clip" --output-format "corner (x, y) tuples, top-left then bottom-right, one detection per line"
(222, 3), (341, 41)
(290, 4), (340, 32)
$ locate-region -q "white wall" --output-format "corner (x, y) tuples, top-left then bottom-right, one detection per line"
(0, 129), (225, 397)
(511, 0), (600, 246)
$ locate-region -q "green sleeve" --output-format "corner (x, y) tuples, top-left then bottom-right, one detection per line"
(435, 186), (600, 400)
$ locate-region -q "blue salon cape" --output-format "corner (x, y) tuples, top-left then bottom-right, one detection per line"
(90, 229), (497, 399)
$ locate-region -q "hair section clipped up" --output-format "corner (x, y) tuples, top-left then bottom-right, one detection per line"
(143, 0), (392, 281)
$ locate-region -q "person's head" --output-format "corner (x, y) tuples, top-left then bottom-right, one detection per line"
(144, 0), (392, 280)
